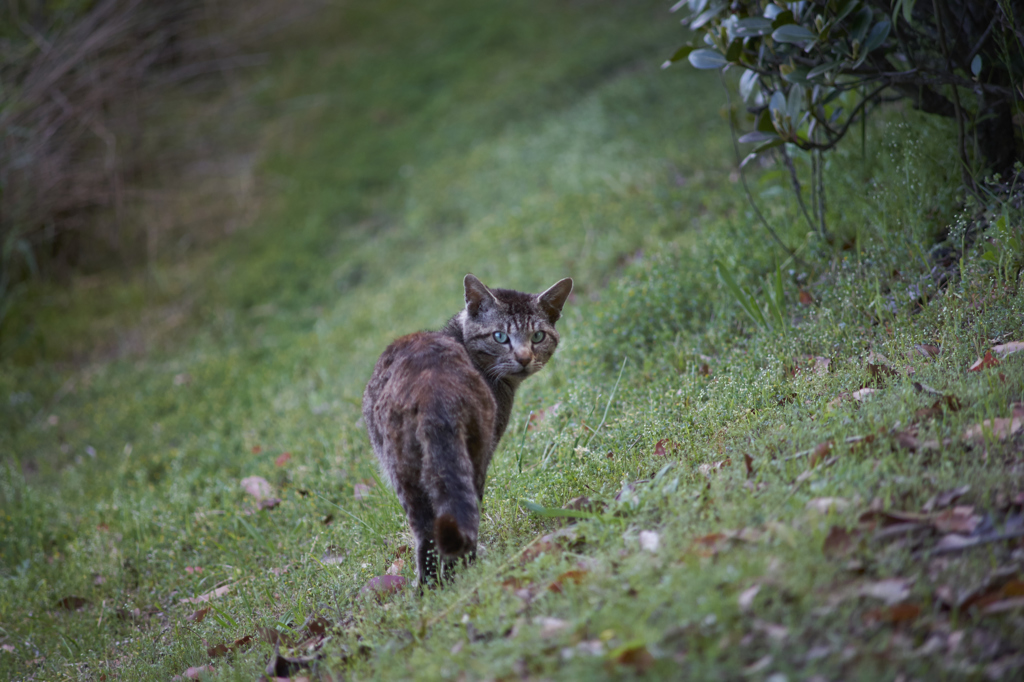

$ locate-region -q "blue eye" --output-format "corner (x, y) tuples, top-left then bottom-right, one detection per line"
(493, 331), (509, 343)
(531, 331), (545, 343)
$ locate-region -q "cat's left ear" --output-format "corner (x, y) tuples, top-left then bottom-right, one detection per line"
(537, 278), (573, 323)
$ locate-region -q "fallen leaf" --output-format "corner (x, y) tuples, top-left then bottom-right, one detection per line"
(963, 409), (1024, 441)
(181, 584), (232, 604)
(738, 584), (761, 612)
(933, 533), (975, 552)
(177, 665), (214, 680)
(613, 643), (654, 674)
(353, 482), (374, 500)
(923, 485), (970, 512)
(743, 654), (773, 674)
(980, 596), (1024, 615)
(859, 578), (913, 605)
(864, 602), (921, 625)
(865, 352), (899, 383)
(536, 617), (568, 638)
(562, 496), (596, 513)
(56, 596), (89, 611)
(968, 351), (1000, 372)
(913, 344), (941, 359)
(186, 607), (210, 623)
(207, 635), (253, 658)
(743, 453), (754, 478)
(799, 290), (814, 305)
(638, 530), (660, 553)
(263, 640), (323, 679)
(386, 558), (405, 576)
(259, 498), (282, 511)
(932, 506), (982, 534)
(548, 570), (589, 593)
(852, 388), (880, 401)
(361, 575), (406, 598)
(822, 525), (854, 559)
(811, 356), (831, 374)
(527, 403), (561, 431)
(240, 476), (273, 502)
(654, 439), (680, 457)
(992, 341), (1024, 358)
(1, 644), (15, 653)
(806, 497), (850, 514)
(251, 446), (262, 454)
(185, 566), (204, 575)
(892, 430), (920, 451)
(274, 452), (292, 467)
(809, 440), (834, 467)
(321, 546), (345, 565)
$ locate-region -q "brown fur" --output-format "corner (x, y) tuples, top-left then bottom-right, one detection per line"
(362, 274), (572, 584)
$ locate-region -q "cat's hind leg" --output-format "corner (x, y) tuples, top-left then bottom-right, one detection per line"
(399, 482), (440, 586)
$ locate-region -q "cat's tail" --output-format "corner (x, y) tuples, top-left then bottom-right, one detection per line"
(418, 417), (480, 559)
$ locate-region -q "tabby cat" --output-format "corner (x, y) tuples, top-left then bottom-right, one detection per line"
(362, 274), (573, 584)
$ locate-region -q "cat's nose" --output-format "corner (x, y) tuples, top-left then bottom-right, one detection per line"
(513, 348), (533, 367)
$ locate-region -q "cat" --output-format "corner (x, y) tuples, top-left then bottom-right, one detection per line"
(362, 274), (573, 584)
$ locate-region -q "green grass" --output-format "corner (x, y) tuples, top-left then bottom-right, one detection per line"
(3, 0), (1024, 680)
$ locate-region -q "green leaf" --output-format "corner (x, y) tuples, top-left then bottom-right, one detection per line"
(734, 17), (773, 36)
(971, 54), (983, 77)
(690, 2), (727, 30)
(863, 19), (890, 53)
(782, 66), (811, 83)
(834, 0), (861, 25)
(662, 44), (695, 69)
(807, 60), (842, 80)
(850, 7), (872, 43)
(519, 499), (609, 521)
(756, 108), (777, 133)
(739, 68), (759, 102)
(772, 24), (816, 44)
(725, 39), (743, 63)
(738, 131), (778, 144)
(769, 90), (788, 131)
(770, 11), (796, 29)
(903, 0), (916, 24)
(688, 48), (729, 69)
(715, 259), (768, 328)
(787, 84), (805, 123)
(764, 3), (787, 20)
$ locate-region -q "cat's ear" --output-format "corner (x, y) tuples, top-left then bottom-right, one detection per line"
(537, 278), (573, 323)
(464, 274), (498, 317)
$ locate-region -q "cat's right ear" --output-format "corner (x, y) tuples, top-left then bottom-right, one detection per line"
(464, 274), (497, 317)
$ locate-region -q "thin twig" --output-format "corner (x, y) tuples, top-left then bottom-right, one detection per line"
(780, 145), (818, 236)
(719, 73), (804, 265)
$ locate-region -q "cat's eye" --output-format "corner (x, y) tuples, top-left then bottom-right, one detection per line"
(493, 331), (509, 344)
(531, 331), (545, 343)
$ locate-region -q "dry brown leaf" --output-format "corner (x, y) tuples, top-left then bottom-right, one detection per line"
(968, 351), (1000, 372)
(56, 596), (89, 611)
(912, 344), (941, 359)
(743, 453), (754, 478)
(809, 440), (834, 468)
(258, 498), (282, 511)
(812, 356), (831, 375)
(992, 341), (1024, 358)
(822, 525), (854, 559)
(892, 430), (920, 451)
(738, 584), (761, 612)
(536, 617), (568, 638)
(361, 575), (406, 598)
(240, 476), (273, 501)
(527, 403), (561, 431)
(980, 596), (1024, 615)
(638, 530), (660, 553)
(562, 496), (595, 512)
(353, 482), (374, 501)
(858, 578), (913, 605)
(386, 558), (405, 576)
(923, 485), (970, 512)
(548, 569), (589, 594)
(852, 388), (881, 401)
(798, 290), (815, 305)
(614, 644), (655, 674)
(932, 506), (982, 534)
(274, 452), (292, 467)
(181, 584), (232, 605)
(177, 665), (214, 680)
(864, 602), (921, 625)
(963, 407), (1024, 442)
(654, 439), (680, 457)
(806, 497), (850, 514)
(186, 607), (210, 623)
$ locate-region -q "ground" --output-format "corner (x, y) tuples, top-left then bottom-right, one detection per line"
(2, 1), (1024, 680)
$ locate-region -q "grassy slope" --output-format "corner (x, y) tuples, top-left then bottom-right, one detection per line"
(2, 0), (1024, 680)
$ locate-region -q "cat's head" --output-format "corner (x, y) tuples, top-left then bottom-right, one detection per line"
(458, 274), (573, 384)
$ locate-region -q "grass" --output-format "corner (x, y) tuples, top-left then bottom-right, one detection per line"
(3, 0), (1024, 680)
